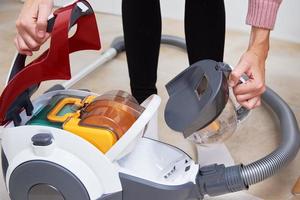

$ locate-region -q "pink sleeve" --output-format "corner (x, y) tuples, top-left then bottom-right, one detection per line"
(246, 0), (283, 30)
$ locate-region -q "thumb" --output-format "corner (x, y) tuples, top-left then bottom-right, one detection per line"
(36, 1), (53, 39)
(229, 59), (250, 87)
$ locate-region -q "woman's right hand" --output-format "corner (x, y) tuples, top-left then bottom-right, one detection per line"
(15, 0), (53, 56)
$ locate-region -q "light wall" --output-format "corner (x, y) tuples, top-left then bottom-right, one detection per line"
(225, 0), (300, 43)
(55, 0), (300, 43)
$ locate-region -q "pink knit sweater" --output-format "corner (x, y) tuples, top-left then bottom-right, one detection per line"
(247, 0), (282, 30)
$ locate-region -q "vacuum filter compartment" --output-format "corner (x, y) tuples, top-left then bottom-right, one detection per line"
(27, 94), (85, 128)
(27, 90), (144, 153)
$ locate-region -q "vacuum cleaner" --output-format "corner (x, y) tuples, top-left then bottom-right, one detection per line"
(1, 1), (299, 200)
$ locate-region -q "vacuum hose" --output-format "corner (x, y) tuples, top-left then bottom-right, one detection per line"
(241, 88), (300, 185)
(110, 35), (300, 197)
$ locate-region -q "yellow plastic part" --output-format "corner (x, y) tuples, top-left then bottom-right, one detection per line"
(63, 117), (117, 153)
(47, 95), (116, 153)
(82, 95), (97, 104)
(47, 96), (97, 123)
(47, 97), (82, 122)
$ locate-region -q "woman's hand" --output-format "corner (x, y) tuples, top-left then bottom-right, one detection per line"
(229, 27), (270, 109)
(15, 0), (53, 56)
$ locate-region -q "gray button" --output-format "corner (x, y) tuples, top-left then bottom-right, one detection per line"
(31, 133), (53, 146)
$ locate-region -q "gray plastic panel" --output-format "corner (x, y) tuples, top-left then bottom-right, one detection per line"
(119, 173), (202, 200)
(9, 160), (90, 200)
(165, 60), (229, 137)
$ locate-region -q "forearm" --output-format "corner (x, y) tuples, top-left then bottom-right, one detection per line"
(248, 27), (270, 60)
(230, 0), (282, 109)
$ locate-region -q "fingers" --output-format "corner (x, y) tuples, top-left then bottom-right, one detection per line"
(14, 34), (33, 56)
(16, 18), (41, 54)
(229, 59), (251, 87)
(16, 18), (40, 44)
(239, 96), (261, 110)
(36, 1), (53, 39)
(234, 79), (266, 96)
(17, 30), (41, 50)
(15, 0), (53, 54)
(233, 77), (265, 109)
(235, 90), (263, 102)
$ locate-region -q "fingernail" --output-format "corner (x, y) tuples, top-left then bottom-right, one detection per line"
(38, 30), (45, 38)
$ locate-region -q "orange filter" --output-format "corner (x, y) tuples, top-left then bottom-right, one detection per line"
(80, 90), (144, 139)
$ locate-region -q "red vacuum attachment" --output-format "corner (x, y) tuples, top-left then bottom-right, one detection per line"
(0, 0), (101, 125)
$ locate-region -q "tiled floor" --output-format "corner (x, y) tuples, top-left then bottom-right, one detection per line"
(1, 0), (300, 200)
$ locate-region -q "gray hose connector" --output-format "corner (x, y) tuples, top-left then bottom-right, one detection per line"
(241, 87), (300, 186)
(197, 164), (247, 197)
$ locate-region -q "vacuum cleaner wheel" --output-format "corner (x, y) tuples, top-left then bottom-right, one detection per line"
(9, 160), (90, 200)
